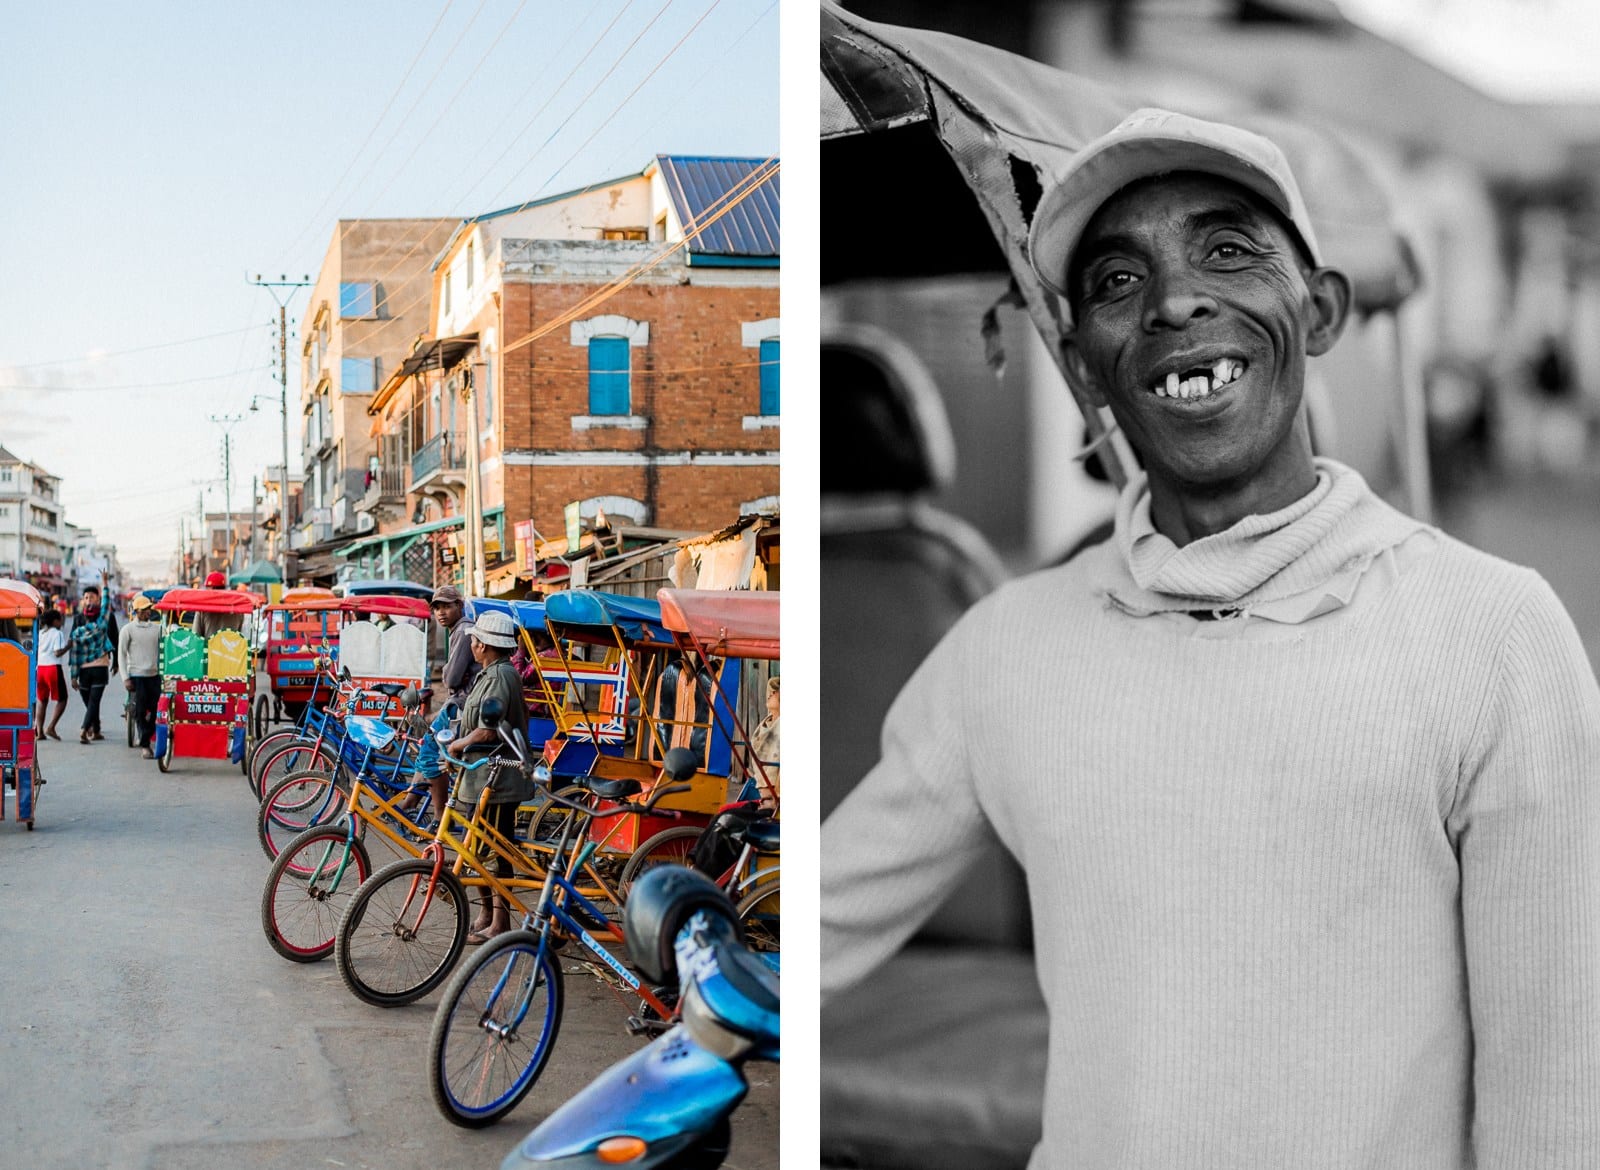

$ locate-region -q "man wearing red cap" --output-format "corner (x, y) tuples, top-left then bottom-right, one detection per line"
(194, 570), (243, 640)
(824, 109), (1600, 1166)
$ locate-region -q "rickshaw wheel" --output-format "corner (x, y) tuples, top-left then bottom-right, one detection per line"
(125, 703), (136, 747)
(157, 731), (173, 773)
(253, 695), (270, 742)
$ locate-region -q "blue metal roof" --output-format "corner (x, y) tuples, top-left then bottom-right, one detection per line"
(655, 155), (779, 261)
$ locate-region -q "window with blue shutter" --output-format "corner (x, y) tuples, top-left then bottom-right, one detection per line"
(339, 281), (377, 318)
(341, 356), (377, 394)
(759, 338), (779, 415)
(588, 337), (630, 415)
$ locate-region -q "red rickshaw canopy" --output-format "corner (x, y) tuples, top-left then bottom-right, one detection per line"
(155, 588), (262, 615)
(656, 589), (780, 660)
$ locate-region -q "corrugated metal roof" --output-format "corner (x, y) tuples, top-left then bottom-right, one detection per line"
(655, 155), (780, 259)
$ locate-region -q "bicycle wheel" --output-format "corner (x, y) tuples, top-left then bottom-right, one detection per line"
(252, 694), (270, 743)
(259, 769), (350, 860)
(253, 739), (336, 801)
(246, 727), (301, 795)
(521, 785), (585, 844)
(335, 857), (468, 1007)
(261, 825), (373, 963)
(428, 929), (564, 1128)
(618, 825), (702, 895)
(737, 883), (779, 954)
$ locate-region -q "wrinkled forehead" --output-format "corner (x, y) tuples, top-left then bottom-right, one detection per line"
(1072, 171), (1303, 275)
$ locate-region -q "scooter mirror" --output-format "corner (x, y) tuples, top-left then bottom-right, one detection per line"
(481, 697), (504, 728)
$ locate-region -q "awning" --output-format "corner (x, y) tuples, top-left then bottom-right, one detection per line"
(335, 507), (505, 560)
(398, 333), (479, 378)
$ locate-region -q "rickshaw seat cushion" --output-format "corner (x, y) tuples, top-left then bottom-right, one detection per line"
(822, 947), (1045, 1170)
(344, 716), (398, 751)
(582, 777), (642, 801)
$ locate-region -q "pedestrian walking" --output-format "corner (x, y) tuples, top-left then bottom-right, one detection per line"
(119, 594), (163, 757)
(68, 572), (117, 744)
(33, 609), (68, 740)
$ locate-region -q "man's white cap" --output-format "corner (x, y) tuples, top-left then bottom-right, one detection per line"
(1028, 108), (1324, 303)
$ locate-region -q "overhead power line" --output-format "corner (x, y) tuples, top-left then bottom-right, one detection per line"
(4, 323), (271, 370)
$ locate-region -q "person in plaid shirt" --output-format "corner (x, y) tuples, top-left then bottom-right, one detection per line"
(68, 573), (118, 744)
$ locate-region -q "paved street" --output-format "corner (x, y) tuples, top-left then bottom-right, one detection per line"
(0, 727), (778, 1170)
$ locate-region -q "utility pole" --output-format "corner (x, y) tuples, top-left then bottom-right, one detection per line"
(209, 414), (244, 579)
(249, 474), (258, 564)
(250, 273), (312, 589)
(464, 363), (486, 597)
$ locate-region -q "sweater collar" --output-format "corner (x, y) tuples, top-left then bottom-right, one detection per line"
(1106, 458), (1426, 621)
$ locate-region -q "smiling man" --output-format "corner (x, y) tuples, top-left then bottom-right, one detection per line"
(822, 110), (1600, 1167)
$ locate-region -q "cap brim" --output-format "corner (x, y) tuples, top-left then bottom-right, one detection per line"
(1029, 137), (1319, 302)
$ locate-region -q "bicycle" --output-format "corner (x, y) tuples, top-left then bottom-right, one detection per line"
(331, 718), (648, 1008)
(425, 740), (699, 1127)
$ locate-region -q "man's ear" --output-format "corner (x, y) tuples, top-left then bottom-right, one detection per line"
(1304, 267), (1353, 358)
(1061, 333), (1108, 408)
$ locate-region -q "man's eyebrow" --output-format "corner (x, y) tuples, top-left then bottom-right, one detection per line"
(1182, 201), (1272, 237)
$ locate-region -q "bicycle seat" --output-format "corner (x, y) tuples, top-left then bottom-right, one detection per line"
(735, 819), (780, 855)
(370, 682), (407, 698)
(683, 936), (780, 1049)
(579, 777), (642, 801)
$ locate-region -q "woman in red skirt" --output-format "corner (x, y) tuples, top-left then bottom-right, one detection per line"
(34, 609), (68, 739)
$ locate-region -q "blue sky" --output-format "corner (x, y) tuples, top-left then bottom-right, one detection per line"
(0, 0), (778, 577)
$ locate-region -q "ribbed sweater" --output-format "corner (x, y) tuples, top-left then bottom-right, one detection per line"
(822, 462), (1600, 1168)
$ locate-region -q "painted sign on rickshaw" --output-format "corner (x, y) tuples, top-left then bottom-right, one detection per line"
(178, 685), (233, 719)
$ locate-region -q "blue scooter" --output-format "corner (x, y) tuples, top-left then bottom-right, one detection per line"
(500, 864), (779, 1170)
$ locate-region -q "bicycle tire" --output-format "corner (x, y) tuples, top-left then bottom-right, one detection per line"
(522, 785), (585, 844)
(261, 825), (373, 963)
(618, 825), (702, 896)
(737, 883), (780, 955)
(253, 739), (336, 801)
(335, 856), (468, 1007)
(259, 769), (351, 860)
(428, 929), (564, 1128)
(246, 727), (301, 793)
(252, 694), (270, 744)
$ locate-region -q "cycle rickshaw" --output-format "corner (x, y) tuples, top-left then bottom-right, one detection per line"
(256, 585), (344, 740)
(336, 593), (432, 720)
(151, 587), (261, 774)
(0, 578), (43, 829)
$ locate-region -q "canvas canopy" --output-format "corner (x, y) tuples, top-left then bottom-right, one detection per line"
(657, 589), (780, 661)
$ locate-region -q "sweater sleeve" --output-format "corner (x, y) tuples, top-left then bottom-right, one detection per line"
(822, 612), (996, 1000)
(117, 623), (133, 684)
(1451, 576), (1600, 1166)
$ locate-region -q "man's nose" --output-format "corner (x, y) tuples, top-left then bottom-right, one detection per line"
(1141, 265), (1218, 332)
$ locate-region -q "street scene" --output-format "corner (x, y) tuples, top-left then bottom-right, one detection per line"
(2, 5), (777, 1169)
(821, 1), (1600, 1168)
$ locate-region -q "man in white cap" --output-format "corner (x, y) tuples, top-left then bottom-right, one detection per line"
(823, 109), (1600, 1166)
(449, 609), (534, 942)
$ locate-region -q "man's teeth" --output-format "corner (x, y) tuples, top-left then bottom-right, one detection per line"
(1152, 358), (1245, 398)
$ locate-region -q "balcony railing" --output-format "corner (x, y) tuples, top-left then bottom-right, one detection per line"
(358, 464), (406, 511)
(411, 432), (464, 483)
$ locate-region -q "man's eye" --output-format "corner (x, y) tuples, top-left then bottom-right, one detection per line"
(1094, 270), (1139, 295)
(1209, 241), (1250, 261)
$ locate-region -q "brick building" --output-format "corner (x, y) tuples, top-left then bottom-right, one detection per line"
(349, 156), (779, 591)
